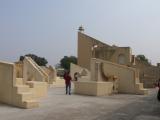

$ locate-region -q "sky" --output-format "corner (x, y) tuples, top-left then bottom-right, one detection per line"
(0, 0), (160, 66)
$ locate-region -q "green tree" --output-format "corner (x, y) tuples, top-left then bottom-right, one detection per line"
(60, 56), (77, 70)
(19, 54), (48, 66)
(136, 55), (149, 63)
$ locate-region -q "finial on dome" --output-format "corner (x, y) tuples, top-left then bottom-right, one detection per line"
(78, 25), (84, 32)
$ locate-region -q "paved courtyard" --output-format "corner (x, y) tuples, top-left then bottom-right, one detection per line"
(0, 87), (160, 120)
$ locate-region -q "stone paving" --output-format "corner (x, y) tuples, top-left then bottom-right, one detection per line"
(0, 87), (159, 120)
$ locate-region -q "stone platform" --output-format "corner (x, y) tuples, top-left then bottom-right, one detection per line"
(0, 87), (159, 120)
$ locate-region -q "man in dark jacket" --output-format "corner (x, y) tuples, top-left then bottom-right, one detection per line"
(63, 71), (72, 95)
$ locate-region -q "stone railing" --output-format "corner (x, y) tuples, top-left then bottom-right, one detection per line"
(27, 57), (49, 80)
(23, 57), (49, 82)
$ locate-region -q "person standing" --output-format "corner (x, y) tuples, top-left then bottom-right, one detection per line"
(63, 71), (72, 95)
(74, 72), (79, 81)
(157, 79), (160, 101)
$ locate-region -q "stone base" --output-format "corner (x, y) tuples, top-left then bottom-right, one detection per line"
(74, 81), (113, 96)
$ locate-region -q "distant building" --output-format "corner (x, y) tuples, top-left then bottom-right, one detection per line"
(56, 68), (65, 77)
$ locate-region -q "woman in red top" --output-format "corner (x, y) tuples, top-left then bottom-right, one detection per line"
(63, 71), (72, 95)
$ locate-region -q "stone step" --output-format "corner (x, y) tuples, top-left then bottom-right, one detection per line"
(56, 80), (65, 83)
(135, 83), (143, 90)
(135, 83), (148, 95)
(26, 81), (48, 99)
(19, 92), (33, 101)
(14, 85), (30, 93)
(137, 89), (148, 95)
(56, 78), (65, 83)
(135, 78), (140, 82)
(16, 78), (23, 85)
(23, 100), (39, 109)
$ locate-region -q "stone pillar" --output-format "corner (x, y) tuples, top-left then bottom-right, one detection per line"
(91, 59), (103, 81)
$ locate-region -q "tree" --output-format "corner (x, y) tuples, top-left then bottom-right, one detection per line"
(136, 55), (149, 63)
(60, 56), (77, 70)
(19, 54), (48, 66)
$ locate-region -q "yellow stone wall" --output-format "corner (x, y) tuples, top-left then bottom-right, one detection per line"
(23, 57), (48, 82)
(92, 59), (137, 94)
(77, 32), (159, 88)
(78, 32), (132, 70)
(78, 32), (109, 70)
(0, 61), (16, 104)
(41, 66), (57, 84)
(135, 59), (160, 88)
(74, 81), (113, 96)
(15, 61), (23, 78)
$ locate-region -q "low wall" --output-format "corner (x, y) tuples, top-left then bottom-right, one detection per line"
(74, 81), (113, 96)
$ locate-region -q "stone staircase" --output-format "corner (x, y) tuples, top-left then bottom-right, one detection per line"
(13, 78), (39, 108)
(26, 57), (48, 82)
(135, 83), (148, 95)
(0, 60), (43, 109)
(16, 78), (24, 85)
(135, 77), (148, 95)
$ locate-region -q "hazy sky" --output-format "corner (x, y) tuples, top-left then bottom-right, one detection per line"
(1, 0), (160, 66)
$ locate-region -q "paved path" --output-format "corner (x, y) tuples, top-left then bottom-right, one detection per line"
(0, 87), (159, 120)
